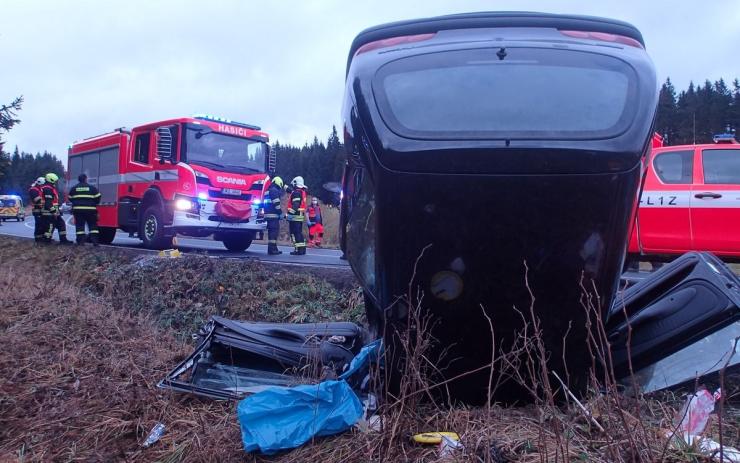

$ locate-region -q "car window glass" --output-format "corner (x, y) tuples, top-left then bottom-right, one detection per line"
(374, 47), (636, 140)
(653, 150), (693, 184)
(702, 149), (740, 184)
(134, 133), (151, 164)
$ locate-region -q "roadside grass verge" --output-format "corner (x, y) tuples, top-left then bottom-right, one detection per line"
(1, 236), (738, 462)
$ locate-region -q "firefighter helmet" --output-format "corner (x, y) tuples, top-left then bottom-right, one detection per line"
(291, 176), (306, 189)
(272, 176), (284, 189)
(45, 173), (59, 184)
(36, 177), (46, 185)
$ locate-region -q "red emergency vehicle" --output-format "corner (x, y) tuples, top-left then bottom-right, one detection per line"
(628, 128), (740, 262)
(68, 115), (273, 250)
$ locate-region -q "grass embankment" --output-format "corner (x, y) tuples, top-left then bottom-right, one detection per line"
(0, 236), (739, 462)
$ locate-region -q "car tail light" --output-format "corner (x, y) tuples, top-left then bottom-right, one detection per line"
(559, 30), (643, 49)
(355, 33), (436, 56)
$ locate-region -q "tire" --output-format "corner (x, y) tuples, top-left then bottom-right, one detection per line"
(139, 205), (172, 250)
(221, 233), (254, 252)
(98, 227), (117, 245)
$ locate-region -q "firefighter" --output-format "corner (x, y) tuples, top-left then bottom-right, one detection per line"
(28, 177), (46, 242)
(42, 172), (72, 244)
(306, 197), (324, 247)
(263, 176), (284, 255)
(68, 173), (101, 246)
(286, 176), (307, 255)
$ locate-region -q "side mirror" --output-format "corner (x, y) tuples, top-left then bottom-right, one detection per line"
(156, 126), (175, 164)
(267, 144), (276, 174)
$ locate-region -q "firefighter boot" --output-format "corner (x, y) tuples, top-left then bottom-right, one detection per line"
(268, 243), (282, 255)
(290, 246), (306, 256)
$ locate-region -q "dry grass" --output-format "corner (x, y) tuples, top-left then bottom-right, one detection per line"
(0, 236), (739, 462)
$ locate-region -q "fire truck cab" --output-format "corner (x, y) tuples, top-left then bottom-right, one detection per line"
(628, 128), (740, 262)
(68, 115), (273, 250)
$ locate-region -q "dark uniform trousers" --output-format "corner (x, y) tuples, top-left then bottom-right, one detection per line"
(266, 218), (280, 246)
(33, 210), (46, 241)
(73, 210), (99, 244)
(289, 220), (305, 250)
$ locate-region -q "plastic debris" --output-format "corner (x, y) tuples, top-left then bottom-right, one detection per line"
(411, 432), (460, 445)
(158, 249), (181, 258)
(675, 387), (721, 440)
(237, 380), (363, 454)
(438, 433), (463, 458)
(694, 437), (740, 462)
(142, 422), (165, 448)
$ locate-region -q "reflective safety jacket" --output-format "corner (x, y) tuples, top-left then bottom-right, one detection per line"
(263, 183), (283, 219)
(28, 185), (43, 212)
(68, 182), (101, 211)
(41, 184), (60, 215)
(287, 188), (307, 222)
(307, 204), (322, 225)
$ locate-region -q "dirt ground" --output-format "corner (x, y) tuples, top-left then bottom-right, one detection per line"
(1, 236), (739, 462)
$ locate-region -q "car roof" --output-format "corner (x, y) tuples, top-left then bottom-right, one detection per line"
(347, 11), (644, 75)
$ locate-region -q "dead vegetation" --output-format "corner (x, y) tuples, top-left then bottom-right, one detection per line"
(0, 236), (738, 462)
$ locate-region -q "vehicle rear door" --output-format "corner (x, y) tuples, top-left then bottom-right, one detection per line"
(690, 147), (740, 255)
(636, 148), (695, 253)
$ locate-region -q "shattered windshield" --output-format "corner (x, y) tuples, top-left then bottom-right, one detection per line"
(183, 124), (267, 174)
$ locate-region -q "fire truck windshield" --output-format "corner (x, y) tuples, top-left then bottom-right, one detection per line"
(183, 125), (267, 174)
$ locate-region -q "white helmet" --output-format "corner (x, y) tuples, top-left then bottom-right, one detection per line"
(36, 177), (46, 185)
(291, 176), (306, 189)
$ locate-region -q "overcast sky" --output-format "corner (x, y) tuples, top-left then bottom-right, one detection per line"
(1, 0), (738, 161)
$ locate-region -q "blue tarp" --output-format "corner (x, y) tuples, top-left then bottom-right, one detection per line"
(237, 340), (382, 454)
(237, 380), (363, 454)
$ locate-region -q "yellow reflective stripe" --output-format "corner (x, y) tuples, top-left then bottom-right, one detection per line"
(268, 239), (277, 244)
(76, 231), (86, 235)
(295, 243), (306, 248)
(70, 194), (99, 199)
(72, 206), (98, 210)
(89, 230), (99, 234)
(264, 214), (280, 218)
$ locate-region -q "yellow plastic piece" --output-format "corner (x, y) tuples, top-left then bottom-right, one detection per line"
(158, 249), (181, 258)
(411, 432), (460, 445)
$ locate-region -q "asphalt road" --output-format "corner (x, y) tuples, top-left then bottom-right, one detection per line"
(0, 216), (349, 268)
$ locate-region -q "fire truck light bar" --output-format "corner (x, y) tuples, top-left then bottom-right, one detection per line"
(193, 114), (261, 131)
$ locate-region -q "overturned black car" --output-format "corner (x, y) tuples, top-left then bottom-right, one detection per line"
(339, 12), (660, 402)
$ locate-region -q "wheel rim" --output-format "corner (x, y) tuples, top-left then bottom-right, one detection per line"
(144, 215), (158, 241)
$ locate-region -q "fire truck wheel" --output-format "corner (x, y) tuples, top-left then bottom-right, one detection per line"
(221, 233), (253, 252)
(140, 205), (172, 249)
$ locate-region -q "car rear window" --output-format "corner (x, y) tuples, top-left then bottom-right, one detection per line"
(373, 47), (637, 140)
(703, 149), (740, 184)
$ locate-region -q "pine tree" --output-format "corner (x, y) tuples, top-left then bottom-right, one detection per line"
(656, 78), (677, 142)
(0, 97), (23, 185)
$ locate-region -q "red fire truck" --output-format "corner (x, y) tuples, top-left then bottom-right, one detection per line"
(628, 128), (740, 263)
(67, 115), (273, 250)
